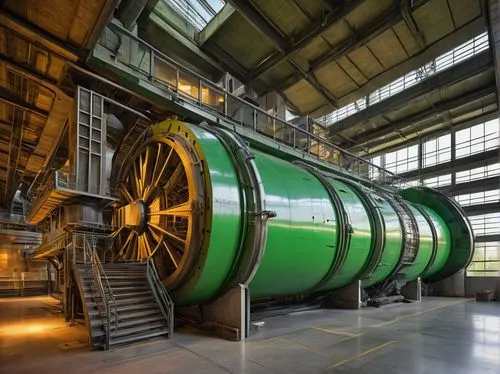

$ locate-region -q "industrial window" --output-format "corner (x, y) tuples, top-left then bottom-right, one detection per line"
(403, 179), (422, 187)
(385, 145), (418, 174)
(467, 242), (500, 277)
(455, 190), (500, 206)
(456, 119), (500, 159)
(320, 32), (489, 126)
(316, 97), (367, 127)
(469, 212), (500, 236)
(422, 133), (451, 167)
(422, 174), (452, 188)
(159, 0), (225, 31)
(455, 163), (500, 183)
(368, 156), (381, 180)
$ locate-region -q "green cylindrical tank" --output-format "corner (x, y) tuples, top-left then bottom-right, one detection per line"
(113, 120), (474, 306)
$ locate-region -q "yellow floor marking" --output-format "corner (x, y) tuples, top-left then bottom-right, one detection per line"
(276, 337), (334, 358)
(327, 340), (397, 369)
(370, 298), (471, 328)
(311, 326), (362, 337)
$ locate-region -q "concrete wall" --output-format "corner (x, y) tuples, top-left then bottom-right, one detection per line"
(465, 276), (500, 300)
(430, 270), (466, 297)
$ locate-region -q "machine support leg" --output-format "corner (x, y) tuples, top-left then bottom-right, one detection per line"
(402, 277), (422, 302)
(324, 280), (362, 309)
(202, 284), (250, 341)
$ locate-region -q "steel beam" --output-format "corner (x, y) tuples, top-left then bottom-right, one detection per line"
(401, 0), (427, 49)
(115, 0), (149, 29)
(227, 0), (338, 109)
(226, 0), (290, 52)
(4, 109), (22, 208)
(438, 176), (500, 195)
(278, 0), (429, 92)
(347, 85), (497, 149)
(488, 0), (500, 111)
(0, 54), (58, 85)
(476, 234), (500, 242)
(247, 0), (366, 80)
(400, 148), (500, 180)
(328, 50), (493, 135)
(463, 202), (500, 216)
(0, 87), (49, 118)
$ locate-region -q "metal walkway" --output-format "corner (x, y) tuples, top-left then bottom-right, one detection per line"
(90, 23), (404, 191)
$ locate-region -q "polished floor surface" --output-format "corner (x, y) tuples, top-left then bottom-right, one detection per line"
(1, 296), (499, 373)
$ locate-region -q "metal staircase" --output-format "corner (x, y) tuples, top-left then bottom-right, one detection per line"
(73, 238), (173, 349)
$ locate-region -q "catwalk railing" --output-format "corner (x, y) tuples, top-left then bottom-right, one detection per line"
(99, 23), (409, 189)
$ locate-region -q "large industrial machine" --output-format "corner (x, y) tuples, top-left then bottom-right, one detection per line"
(113, 119), (474, 308)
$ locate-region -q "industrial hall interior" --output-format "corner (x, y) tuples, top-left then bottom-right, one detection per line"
(1, 0), (500, 373)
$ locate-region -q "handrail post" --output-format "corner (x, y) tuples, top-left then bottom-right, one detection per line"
(272, 118), (276, 141)
(150, 49), (155, 81)
(147, 249), (174, 338)
(224, 93), (228, 116)
(198, 80), (202, 106)
(252, 107), (257, 132)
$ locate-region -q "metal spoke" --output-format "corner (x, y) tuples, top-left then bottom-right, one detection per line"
(129, 233), (138, 260)
(142, 147), (152, 200)
(146, 147), (174, 203)
(148, 222), (186, 244)
(153, 147), (174, 187)
(163, 161), (184, 194)
(118, 184), (134, 203)
(163, 241), (180, 268)
(150, 143), (162, 184)
(128, 170), (139, 200)
(119, 231), (135, 258)
(133, 160), (143, 198)
(143, 232), (153, 256)
(110, 226), (125, 239)
(114, 138), (197, 269)
(139, 235), (149, 258)
(148, 202), (192, 218)
(148, 225), (161, 243)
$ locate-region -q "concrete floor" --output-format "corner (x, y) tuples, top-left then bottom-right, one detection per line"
(1, 296), (499, 373)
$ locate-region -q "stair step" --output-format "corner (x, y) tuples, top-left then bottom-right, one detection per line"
(86, 291), (154, 300)
(87, 295), (155, 307)
(104, 279), (150, 285)
(112, 286), (152, 294)
(87, 301), (158, 317)
(114, 308), (163, 322)
(111, 321), (166, 338)
(109, 328), (168, 347)
(91, 315), (165, 336)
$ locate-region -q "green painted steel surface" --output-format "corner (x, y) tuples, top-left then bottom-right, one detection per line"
(140, 123), (474, 305)
(362, 194), (403, 287)
(174, 126), (242, 305)
(317, 179), (373, 291)
(400, 187), (474, 282)
(419, 206), (452, 279)
(400, 205), (435, 280)
(249, 153), (338, 298)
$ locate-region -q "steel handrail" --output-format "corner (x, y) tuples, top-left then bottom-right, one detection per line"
(83, 237), (117, 350)
(105, 22), (403, 185)
(147, 246), (174, 337)
(82, 239), (110, 349)
(93, 246), (118, 338)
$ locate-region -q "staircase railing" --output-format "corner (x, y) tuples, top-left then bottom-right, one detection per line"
(83, 237), (118, 350)
(147, 247), (174, 337)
